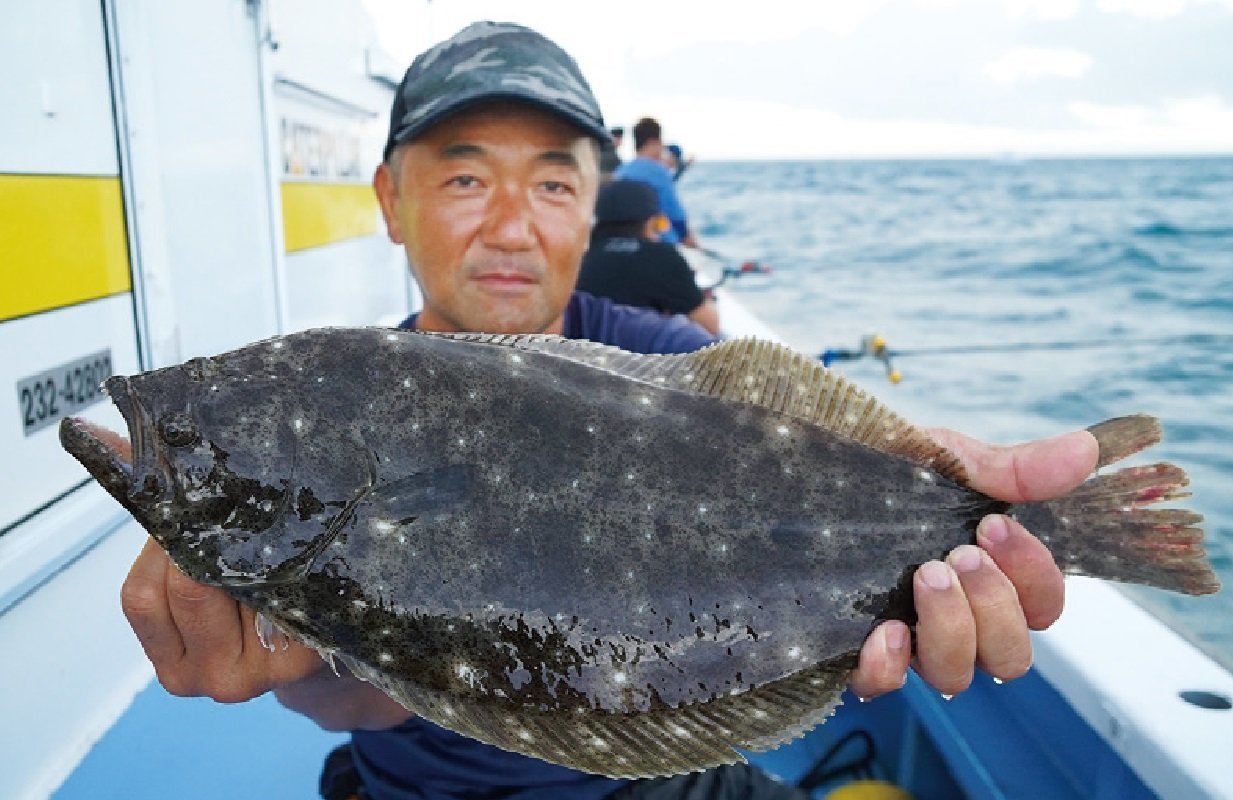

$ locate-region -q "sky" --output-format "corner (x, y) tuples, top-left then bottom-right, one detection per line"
(362, 0), (1233, 159)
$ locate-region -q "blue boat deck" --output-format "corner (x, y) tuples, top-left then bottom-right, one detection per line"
(53, 665), (1157, 799)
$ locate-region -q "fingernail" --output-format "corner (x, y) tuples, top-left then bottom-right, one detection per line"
(979, 514), (1009, 545)
(885, 622), (909, 651)
(920, 560), (952, 590)
(951, 544), (983, 573)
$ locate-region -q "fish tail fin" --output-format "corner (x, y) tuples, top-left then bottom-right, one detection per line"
(1012, 415), (1220, 596)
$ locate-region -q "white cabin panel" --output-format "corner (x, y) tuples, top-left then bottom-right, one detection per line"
(0, 0), (119, 175)
(111, 0), (283, 362)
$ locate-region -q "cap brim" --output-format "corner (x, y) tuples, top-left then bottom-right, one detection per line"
(387, 90), (609, 156)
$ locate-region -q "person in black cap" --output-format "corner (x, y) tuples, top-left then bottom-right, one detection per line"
(114, 18), (1097, 800)
(577, 180), (719, 334)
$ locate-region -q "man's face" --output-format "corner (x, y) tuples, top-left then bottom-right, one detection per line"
(374, 103), (600, 334)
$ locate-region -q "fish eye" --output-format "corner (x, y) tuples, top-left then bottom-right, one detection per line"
(158, 412), (200, 447)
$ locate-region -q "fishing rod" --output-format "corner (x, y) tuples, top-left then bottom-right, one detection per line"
(695, 246), (773, 290)
(819, 332), (1233, 384)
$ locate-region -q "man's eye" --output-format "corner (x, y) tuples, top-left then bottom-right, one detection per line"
(448, 175), (479, 188)
(542, 180), (572, 194)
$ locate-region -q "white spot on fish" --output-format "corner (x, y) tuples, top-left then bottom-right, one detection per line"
(753, 708), (768, 719)
(262, 545), (274, 556)
(372, 519), (398, 534)
(510, 353), (523, 364)
(788, 646), (802, 659)
(626, 472), (636, 481)
(918, 470), (935, 483)
(272, 341), (284, 349)
(293, 418), (304, 432)
(385, 333), (398, 342)
(403, 378), (411, 388)
(591, 736), (609, 749)
(518, 729), (533, 741)
(639, 395), (651, 406)
(316, 376), (324, 383)
(353, 600), (368, 610)
(586, 424), (596, 434)
(698, 504), (707, 514)
(613, 672), (628, 684)
(885, 497), (895, 508)
(836, 478), (847, 488)
(672, 726), (691, 738)
(776, 425), (790, 436)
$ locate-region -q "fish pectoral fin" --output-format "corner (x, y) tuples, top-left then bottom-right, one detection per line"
(371, 464), (474, 518)
(423, 333), (969, 485)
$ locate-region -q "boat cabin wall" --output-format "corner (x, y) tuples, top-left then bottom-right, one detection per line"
(0, 2), (410, 797)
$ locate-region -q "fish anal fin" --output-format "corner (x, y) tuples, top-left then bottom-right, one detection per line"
(675, 339), (969, 485)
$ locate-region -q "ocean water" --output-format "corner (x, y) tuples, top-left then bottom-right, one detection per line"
(682, 156), (1233, 671)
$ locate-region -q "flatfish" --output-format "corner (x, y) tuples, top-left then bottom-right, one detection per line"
(59, 330), (1218, 777)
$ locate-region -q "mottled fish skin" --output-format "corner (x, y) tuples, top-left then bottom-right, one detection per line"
(59, 328), (1214, 777)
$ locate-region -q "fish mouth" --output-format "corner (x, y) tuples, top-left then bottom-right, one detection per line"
(60, 375), (166, 507)
(60, 415), (135, 505)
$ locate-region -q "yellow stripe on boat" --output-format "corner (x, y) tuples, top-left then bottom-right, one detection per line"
(280, 181), (379, 253)
(0, 174), (131, 322)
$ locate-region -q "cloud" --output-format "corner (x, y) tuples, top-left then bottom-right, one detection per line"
(985, 46), (1093, 83)
(1097, 0), (1233, 17)
(1003, 0), (1082, 20)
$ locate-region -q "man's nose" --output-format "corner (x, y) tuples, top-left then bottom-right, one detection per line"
(482, 185), (536, 250)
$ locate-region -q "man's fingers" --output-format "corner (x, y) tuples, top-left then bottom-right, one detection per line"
(927, 427), (1097, 502)
(120, 538), (186, 668)
(948, 544), (1032, 681)
(977, 514), (1066, 630)
(164, 566), (248, 697)
(849, 620), (911, 700)
(913, 560), (976, 695)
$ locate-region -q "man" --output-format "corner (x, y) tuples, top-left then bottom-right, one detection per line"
(120, 21), (1097, 800)
(577, 179), (719, 334)
(616, 118), (697, 247)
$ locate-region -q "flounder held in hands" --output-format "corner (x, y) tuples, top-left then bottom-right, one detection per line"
(60, 330), (1218, 778)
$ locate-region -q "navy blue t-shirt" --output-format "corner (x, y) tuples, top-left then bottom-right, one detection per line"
(355, 291), (714, 800)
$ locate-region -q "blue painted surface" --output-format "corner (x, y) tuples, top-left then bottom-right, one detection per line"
(57, 665), (1159, 799)
(748, 668), (1159, 800)
(54, 680), (346, 800)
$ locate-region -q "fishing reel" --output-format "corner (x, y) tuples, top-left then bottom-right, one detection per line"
(820, 334), (903, 384)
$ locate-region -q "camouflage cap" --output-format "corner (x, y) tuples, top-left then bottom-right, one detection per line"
(383, 21), (608, 159)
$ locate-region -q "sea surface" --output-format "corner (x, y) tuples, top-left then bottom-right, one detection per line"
(682, 156), (1233, 671)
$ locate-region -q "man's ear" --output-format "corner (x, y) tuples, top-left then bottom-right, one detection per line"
(373, 162), (404, 244)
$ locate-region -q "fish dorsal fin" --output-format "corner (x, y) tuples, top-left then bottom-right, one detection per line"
(342, 645), (855, 778)
(425, 332), (968, 484)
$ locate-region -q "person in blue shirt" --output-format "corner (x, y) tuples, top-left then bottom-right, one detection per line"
(616, 118), (697, 247)
(117, 20), (1100, 800)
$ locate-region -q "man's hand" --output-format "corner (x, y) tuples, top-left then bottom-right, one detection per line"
(121, 538), (327, 703)
(848, 427), (1099, 699)
(122, 538), (410, 730)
